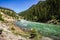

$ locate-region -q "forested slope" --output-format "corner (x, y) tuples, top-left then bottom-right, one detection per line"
(19, 0), (60, 24)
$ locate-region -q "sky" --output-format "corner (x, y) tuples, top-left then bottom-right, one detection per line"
(0, 0), (40, 13)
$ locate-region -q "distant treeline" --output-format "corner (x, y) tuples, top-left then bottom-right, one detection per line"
(19, 0), (60, 23)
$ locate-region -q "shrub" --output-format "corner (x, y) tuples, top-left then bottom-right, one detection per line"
(29, 28), (42, 40)
(11, 27), (15, 31)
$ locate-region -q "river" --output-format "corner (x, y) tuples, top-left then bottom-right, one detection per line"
(15, 19), (60, 40)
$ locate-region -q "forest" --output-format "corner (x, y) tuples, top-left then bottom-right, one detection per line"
(19, 0), (60, 24)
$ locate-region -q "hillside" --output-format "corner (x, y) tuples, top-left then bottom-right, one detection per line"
(0, 7), (31, 40)
(18, 0), (60, 24)
(0, 7), (20, 22)
(0, 21), (31, 40)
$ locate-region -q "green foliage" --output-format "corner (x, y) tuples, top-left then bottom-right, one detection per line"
(30, 28), (42, 40)
(11, 27), (15, 31)
(46, 0), (60, 19)
(19, 0), (60, 23)
(0, 13), (4, 21)
(0, 7), (19, 19)
(0, 18), (4, 21)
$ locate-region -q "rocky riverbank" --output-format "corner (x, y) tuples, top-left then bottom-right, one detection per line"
(0, 21), (31, 40)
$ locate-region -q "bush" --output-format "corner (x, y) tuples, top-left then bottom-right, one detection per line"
(29, 28), (42, 40)
(0, 18), (4, 21)
(11, 27), (15, 30)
